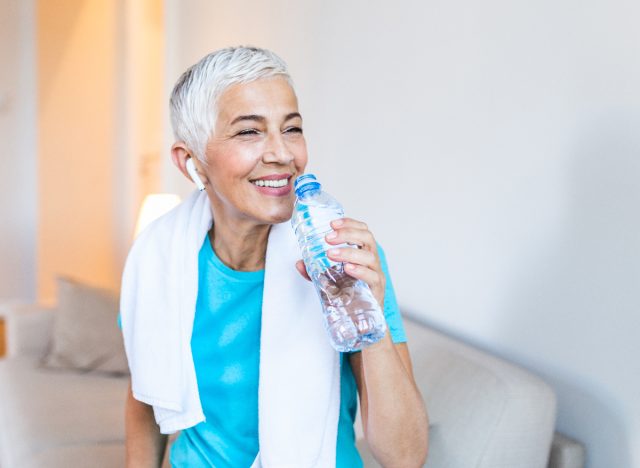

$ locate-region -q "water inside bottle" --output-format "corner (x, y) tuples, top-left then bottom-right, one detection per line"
(316, 265), (387, 352)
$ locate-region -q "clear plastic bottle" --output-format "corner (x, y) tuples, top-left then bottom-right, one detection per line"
(291, 174), (387, 352)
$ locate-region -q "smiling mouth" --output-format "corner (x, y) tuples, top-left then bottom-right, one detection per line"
(250, 176), (291, 188)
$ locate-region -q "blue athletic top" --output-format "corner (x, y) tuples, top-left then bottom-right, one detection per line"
(165, 234), (407, 468)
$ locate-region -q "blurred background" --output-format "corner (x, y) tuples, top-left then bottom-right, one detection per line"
(0, 0), (638, 467)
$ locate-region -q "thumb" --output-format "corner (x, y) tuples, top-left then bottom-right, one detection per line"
(295, 259), (312, 282)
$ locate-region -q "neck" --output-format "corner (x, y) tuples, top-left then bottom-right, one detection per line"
(209, 210), (271, 272)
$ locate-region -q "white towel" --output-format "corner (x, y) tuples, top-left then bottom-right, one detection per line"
(120, 190), (341, 467)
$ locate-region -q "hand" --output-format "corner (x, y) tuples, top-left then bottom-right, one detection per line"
(295, 217), (386, 308)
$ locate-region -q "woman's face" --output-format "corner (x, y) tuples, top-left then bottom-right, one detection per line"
(202, 76), (308, 226)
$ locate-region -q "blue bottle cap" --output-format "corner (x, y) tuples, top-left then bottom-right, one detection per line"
(294, 174), (321, 196)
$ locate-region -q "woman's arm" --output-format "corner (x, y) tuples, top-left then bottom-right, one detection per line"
(125, 382), (168, 467)
(323, 217), (429, 467)
(350, 339), (428, 467)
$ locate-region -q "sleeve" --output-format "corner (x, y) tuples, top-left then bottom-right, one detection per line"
(377, 244), (407, 344)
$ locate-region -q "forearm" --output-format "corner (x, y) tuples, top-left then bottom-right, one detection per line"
(125, 383), (168, 467)
(361, 333), (428, 467)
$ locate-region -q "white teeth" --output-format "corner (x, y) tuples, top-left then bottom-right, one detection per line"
(252, 178), (289, 188)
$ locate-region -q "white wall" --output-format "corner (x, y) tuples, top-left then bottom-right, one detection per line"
(0, 0), (37, 302)
(164, 1), (640, 466)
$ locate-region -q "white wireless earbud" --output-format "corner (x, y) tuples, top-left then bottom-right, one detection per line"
(186, 158), (206, 191)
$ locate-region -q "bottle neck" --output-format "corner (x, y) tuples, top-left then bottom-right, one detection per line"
(296, 184), (321, 198)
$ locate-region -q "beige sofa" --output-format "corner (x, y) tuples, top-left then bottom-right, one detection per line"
(0, 303), (128, 468)
(0, 303), (584, 468)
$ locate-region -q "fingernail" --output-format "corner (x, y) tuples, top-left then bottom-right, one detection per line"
(326, 231), (337, 240)
(332, 218), (344, 227)
(328, 248), (340, 257)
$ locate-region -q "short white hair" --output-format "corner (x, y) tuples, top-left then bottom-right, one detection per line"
(169, 46), (294, 162)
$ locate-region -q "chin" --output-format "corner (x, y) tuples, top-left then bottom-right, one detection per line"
(265, 211), (293, 225)
(258, 205), (294, 225)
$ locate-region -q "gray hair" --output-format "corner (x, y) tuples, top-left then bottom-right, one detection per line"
(169, 46), (294, 163)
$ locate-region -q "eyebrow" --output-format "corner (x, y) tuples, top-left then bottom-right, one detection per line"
(284, 112), (303, 122)
(229, 112), (302, 126)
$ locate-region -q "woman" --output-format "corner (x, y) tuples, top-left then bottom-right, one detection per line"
(123, 46), (428, 467)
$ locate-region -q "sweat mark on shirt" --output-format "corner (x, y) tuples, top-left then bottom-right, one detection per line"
(218, 314), (250, 347)
(220, 363), (244, 384)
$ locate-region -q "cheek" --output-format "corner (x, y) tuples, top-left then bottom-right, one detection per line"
(294, 141), (309, 171)
(296, 155), (308, 173)
(210, 149), (259, 181)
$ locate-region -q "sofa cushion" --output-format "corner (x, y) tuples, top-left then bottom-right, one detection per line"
(42, 277), (129, 375)
(0, 356), (129, 467)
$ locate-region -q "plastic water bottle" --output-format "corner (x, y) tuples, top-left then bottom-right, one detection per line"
(291, 174), (387, 352)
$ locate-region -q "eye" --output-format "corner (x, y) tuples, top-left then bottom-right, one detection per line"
(236, 128), (260, 136)
(284, 126), (303, 134)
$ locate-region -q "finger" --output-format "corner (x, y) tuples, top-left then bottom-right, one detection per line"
(330, 217), (369, 231)
(327, 247), (378, 270)
(325, 227), (377, 252)
(343, 262), (385, 295)
(295, 259), (311, 282)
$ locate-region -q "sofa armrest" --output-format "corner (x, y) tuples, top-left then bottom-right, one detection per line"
(0, 303), (55, 359)
(548, 432), (586, 468)
(359, 312), (557, 468)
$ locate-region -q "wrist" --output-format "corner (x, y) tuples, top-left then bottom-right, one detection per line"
(362, 329), (394, 356)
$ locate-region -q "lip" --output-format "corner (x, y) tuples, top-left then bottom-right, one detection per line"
(249, 173), (293, 197)
(249, 173), (292, 181)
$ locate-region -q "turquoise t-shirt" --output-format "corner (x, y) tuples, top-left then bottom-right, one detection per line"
(169, 234), (407, 468)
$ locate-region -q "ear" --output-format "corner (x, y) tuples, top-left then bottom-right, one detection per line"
(171, 142), (209, 185)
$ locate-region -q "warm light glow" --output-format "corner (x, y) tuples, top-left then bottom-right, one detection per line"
(134, 193), (181, 238)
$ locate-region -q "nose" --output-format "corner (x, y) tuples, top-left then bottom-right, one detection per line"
(262, 132), (294, 165)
